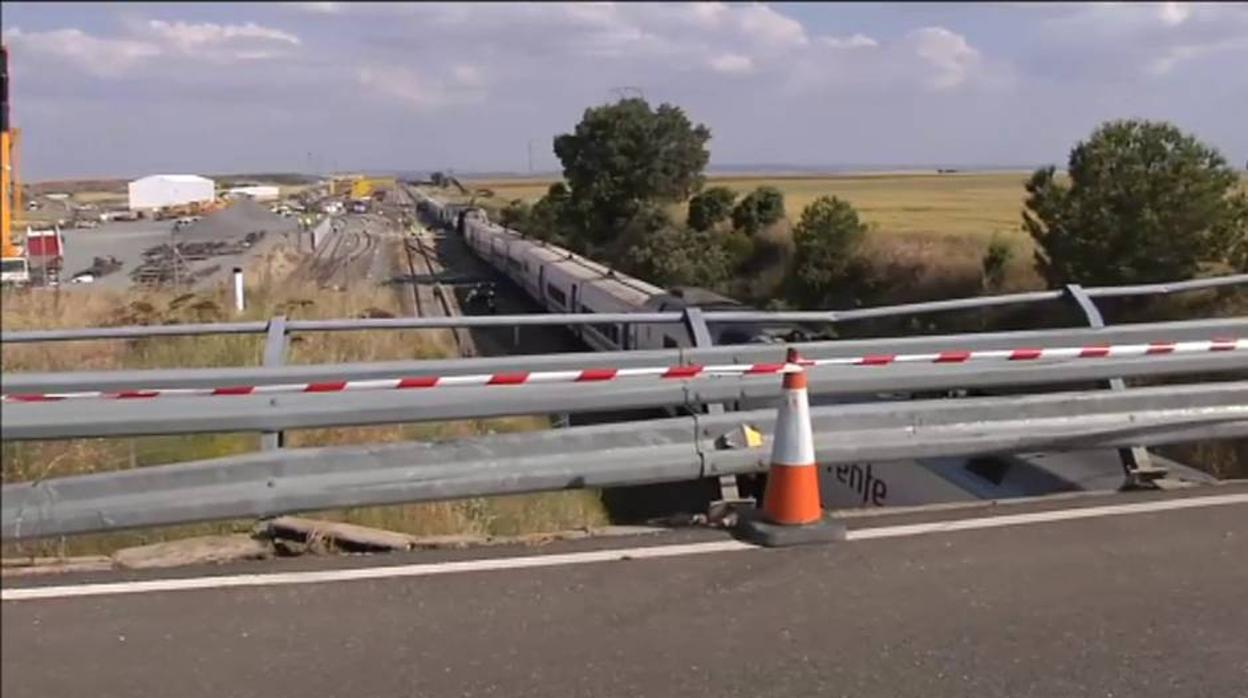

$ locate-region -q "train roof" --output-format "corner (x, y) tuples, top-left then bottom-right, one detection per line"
(652, 287), (746, 311)
(485, 223), (665, 305)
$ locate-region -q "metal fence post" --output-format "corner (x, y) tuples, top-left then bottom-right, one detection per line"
(682, 307), (745, 504)
(261, 315), (288, 450)
(1064, 284), (1166, 485)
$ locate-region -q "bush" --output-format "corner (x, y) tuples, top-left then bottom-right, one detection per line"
(621, 207), (731, 288)
(687, 186), (737, 231)
(527, 183), (574, 244)
(731, 186), (786, 236)
(787, 196), (869, 307)
(720, 230), (756, 268)
(1024, 119), (1248, 286)
(499, 199), (531, 232)
(981, 234), (1013, 291)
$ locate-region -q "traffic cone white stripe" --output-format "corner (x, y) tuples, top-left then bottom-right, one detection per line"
(771, 386), (815, 467)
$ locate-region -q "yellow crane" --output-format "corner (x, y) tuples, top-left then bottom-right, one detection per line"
(1, 43), (30, 285)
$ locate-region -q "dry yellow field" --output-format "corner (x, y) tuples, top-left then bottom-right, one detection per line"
(465, 171), (1043, 293)
(468, 171), (1032, 239)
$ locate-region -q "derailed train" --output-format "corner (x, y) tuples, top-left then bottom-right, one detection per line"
(414, 192), (1211, 509)
(421, 198), (812, 351)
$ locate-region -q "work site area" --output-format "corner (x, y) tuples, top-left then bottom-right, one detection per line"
(1, 4), (1247, 697)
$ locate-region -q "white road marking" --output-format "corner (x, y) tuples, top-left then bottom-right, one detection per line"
(4, 492), (1246, 602)
(844, 492), (1248, 540)
(1, 541), (757, 602)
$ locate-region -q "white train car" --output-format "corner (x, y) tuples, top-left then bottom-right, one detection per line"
(459, 211), (801, 351)
(461, 214), (664, 351)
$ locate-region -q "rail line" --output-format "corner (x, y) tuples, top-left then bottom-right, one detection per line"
(305, 218), (377, 289)
(397, 186), (471, 355)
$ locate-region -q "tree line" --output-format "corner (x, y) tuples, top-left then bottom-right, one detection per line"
(487, 98), (1246, 309)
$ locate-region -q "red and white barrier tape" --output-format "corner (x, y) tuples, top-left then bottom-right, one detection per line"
(3, 338), (1242, 403)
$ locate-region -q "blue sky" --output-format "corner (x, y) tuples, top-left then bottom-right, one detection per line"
(3, 2), (1246, 180)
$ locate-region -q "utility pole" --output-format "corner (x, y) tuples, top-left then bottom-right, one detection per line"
(527, 139), (534, 175)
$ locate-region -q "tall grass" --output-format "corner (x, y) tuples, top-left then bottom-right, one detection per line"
(1, 241), (607, 558)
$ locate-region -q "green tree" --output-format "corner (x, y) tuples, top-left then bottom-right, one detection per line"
(687, 186), (737, 231)
(788, 196), (869, 306)
(553, 98), (711, 246)
(527, 183), (574, 244)
(1024, 119), (1248, 286)
(498, 199), (531, 232)
(731, 186), (786, 235)
(621, 206), (731, 288)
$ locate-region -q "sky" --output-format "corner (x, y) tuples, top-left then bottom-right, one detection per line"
(3, 1), (1247, 181)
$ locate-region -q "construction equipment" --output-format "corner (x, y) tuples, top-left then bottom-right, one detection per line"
(349, 177), (395, 200)
(154, 196), (228, 221)
(1, 44), (29, 286)
(350, 178), (373, 200)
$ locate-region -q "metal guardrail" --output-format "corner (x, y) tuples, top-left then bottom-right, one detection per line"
(4, 348), (1244, 441)
(2, 272), (1245, 538)
(5, 381), (1245, 540)
(707, 274), (1248, 323)
(5, 317), (1244, 395)
(3, 274), (1244, 344)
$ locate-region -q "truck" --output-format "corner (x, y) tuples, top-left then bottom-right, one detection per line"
(0, 255), (29, 286)
(23, 225), (64, 286)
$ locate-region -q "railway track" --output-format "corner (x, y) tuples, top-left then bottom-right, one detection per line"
(402, 226), (471, 355)
(306, 219), (377, 289)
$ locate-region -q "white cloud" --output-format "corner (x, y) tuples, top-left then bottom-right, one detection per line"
(293, 2), (344, 14)
(1, 27), (161, 77)
(146, 20), (301, 51)
(689, 2), (731, 30)
(451, 64), (485, 88)
(357, 64), (486, 112)
(908, 26), (982, 90)
(708, 53), (755, 75)
(1158, 2), (1193, 26)
(821, 34), (879, 49)
(1032, 2), (1248, 78)
(1, 18), (302, 79)
(736, 2), (809, 46)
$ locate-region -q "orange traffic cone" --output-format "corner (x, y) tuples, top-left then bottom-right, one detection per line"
(736, 348), (846, 546)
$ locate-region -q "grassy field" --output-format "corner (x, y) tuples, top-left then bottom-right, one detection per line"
(469, 171), (1029, 238)
(1, 240), (607, 557)
(465, 171), (1043, 296)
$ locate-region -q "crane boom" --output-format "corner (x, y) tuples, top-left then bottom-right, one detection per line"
(1, 43), (13, 258)
(1, 43), (31, 286)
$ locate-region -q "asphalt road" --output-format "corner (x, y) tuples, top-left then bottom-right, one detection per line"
(4, 488), (1246, 698)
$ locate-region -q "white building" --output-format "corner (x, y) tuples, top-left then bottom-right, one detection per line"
(128, 174), (216, 212)
(226, 185), (280, 202)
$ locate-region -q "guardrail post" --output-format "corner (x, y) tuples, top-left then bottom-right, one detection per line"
(682, 307), (745, 505)
(1064, 284), (1166, 485)
(261, 315), (288, 450)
